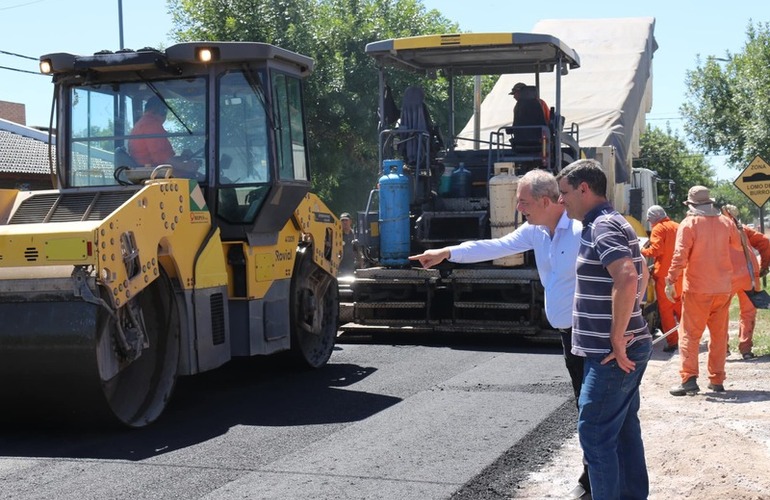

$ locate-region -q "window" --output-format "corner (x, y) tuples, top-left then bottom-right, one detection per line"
(216, 70), (271, 224)
(272, 73), (308, 181)
(68, 78), (207, 187)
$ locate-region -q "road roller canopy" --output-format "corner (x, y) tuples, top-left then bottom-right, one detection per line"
(364, 33), (580, 76)
(39, 42), (315, 236)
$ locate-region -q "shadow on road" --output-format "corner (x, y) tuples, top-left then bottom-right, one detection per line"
(0, 358), (399, 461)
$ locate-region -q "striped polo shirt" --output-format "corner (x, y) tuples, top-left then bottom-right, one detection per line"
(572, 202), (651, 357)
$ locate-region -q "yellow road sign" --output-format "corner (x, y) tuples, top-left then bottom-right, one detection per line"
(734, 155), (770, 207)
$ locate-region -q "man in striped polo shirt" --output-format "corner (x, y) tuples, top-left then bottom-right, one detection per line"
(557, 159), (653, 500)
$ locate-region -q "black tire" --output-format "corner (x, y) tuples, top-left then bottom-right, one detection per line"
(289, 247), (338, 369)
(97, 269), (180, 427)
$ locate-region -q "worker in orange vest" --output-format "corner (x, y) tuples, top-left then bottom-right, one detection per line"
(667, 186), (741, 396)
(641, 205), (681, 352)
(723, 204), (770, 360)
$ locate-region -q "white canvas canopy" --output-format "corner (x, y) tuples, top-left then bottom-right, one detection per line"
(457, 18), (657, 181)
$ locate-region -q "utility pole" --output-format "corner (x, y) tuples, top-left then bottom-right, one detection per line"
(118, 0), (125, 50)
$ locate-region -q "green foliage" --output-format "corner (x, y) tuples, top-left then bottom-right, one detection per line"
(638, 126), (762, 227)
(167, 0), (461, 215)
(682, 21), (770, 172)
(711, 180), (761, 224)
(637, 125), (714, 220)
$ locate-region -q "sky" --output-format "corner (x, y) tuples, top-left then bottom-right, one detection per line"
(1, 0), (767, 180)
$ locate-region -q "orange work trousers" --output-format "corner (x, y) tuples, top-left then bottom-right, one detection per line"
(679, 291), (731, 385)
(734, 290), (757, 355)
(655, 278), (681, 345)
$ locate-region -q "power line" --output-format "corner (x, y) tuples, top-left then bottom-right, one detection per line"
(0, 49), (37, 60)
(0, 64), (43, 75)
(636, 152), (733, 162)
(0, 0), (46, 12)
(0, 49), (40, 75)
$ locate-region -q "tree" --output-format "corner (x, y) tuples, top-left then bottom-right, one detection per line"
(637, 125), (714, 221)
(166, 0), (463, 215)
(711, 180), (759, 225)
(681, 21), (770, 172)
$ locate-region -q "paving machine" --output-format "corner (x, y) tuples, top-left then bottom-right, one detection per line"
(0, 42), (341, 427)
(339, 33), (582, 335)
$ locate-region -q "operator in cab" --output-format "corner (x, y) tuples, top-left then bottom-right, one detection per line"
(509, 82), (550, 123)
(128, 96), (200, 177)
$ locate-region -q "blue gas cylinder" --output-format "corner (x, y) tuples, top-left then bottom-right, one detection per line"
(378, 159), (410, 266)
(450, 162), (472, 197)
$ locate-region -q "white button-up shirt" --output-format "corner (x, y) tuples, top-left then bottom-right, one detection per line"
(447, 210), (582, 328)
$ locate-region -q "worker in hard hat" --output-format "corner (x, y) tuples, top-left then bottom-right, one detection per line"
(722, 204), (770, 360)
(641, 205), (682, 352)
(666, 186), (741, 396)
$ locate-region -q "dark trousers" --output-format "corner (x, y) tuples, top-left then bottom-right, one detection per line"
(560, 329), (585, 404)
(560, 328), (590, 492)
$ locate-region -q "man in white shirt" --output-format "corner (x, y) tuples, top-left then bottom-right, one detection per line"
(409, 168), (588, 499)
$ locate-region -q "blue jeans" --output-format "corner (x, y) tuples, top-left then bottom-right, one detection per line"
(578, 339), (652, 500)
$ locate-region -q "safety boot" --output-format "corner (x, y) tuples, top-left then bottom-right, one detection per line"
(670, 376), (699, 396)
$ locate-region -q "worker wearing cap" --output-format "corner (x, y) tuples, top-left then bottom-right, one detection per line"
(339, 212), (356, 275)
(722, 204), (770, 360)
(641, 205), (682, 352)
(509, 82), (551, 123)
(666, 186), (740, 396)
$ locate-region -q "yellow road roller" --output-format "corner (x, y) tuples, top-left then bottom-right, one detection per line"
(0, 42), (342, 427)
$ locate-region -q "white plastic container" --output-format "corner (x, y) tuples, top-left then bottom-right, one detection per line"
(489, 163), (524, 266)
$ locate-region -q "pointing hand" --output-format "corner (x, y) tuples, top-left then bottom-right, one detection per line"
(408, 248), (450, 269)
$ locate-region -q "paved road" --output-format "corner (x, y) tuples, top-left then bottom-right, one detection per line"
(0, 334), (575, 500)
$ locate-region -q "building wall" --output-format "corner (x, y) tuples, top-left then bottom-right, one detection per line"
(0, 100), (26, 126)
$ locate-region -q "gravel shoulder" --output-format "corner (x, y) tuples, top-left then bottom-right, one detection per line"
(512, 326), (770, 500)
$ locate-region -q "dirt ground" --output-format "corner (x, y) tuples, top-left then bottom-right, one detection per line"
(513, 323), (770, 500)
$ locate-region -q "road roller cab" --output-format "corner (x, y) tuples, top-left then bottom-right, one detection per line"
(0, 42), (342, 428)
